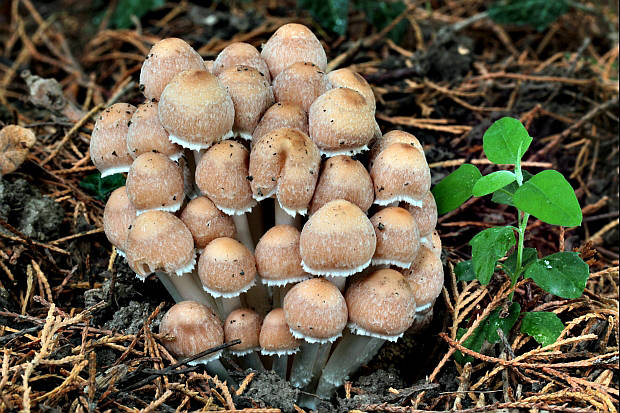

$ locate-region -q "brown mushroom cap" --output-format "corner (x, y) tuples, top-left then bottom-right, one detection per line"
(103, 186), (136, 256)
(283, 278), (348, 343)
(370, 207), (420, 268)
(249, 127), (320, 217)
(224, 308), (262, 355)
(255, 225), (309, 286)
(204, 59), (214, 73)
(259, 308), (301, 355)
(300, 200), (376, 277)
(125, 152), (184, 214)
(371, 143), (431, 207)
(198, 237), (257, 298)
(180, 196), (236, 250)
(213, 42), (271, 82)
(427, 230), (442, 258)
(370, 130), (424, 165)
(90, 103), (136, 177)
(126, 210), (195, 279)
(252, 102), (308, 142)
(308, 88), (376, 156)
(160, 301), (224, 364)
(139, 38), (206, 101)
(404, 191), (438, 238)
(127, 101), (183, 160)
(346, 269), (416, 341)
(195, 140), (256, 215)
(272, 62), (330, 113)
(0, 125), (36, 176)
(217, 65), (274, 140)
(309, 155), (374, 214)
(261, 23), (327, 79)
(403, 246), (444, 313)
(159, 70), (234, 150)
(327, 68), (375, 112)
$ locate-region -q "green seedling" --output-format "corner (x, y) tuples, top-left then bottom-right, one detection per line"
(80, 172), (125, 201)
(432, 117), (588, 360)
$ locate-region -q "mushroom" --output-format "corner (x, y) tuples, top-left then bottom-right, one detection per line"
(102, 186), (136, 258)
(213, 42), (271, 83)
(428, 230), (442, 258)
(369, 130), (424, 165)
(90, 103), (136, 177)
(252, 102), (308, 142)
(127, 101), (183, 161)
(125, 152), (185, 215)
(370, 207), (420, 268)
(159, 301), (234, 384)
(249, 127), (320, 225)
(159, 69), (234, 151)
(261, 23), (327, 79)
(217, 65), (274, 141)
(0, 125), (36, 176)
(272, 62), (330, 113)
(139, 38), (205, 101)
(326, 68), (376, 112)
(404, 191), (438, 247)
(403, 246), (444, 331)
(179, 196), (236, 250)
(308, 88), (376, 157)
(309, 155), (374, 215)
(260, 308), (301, 378)
(315, 269), (416, 400)
(224, 308), (264, 371)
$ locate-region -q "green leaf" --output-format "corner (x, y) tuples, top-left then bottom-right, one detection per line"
(79, 173), (126, 201)
(454, 326), (485, 364)
(455, 260), (476, 281)
(472, 171), (516, 197)
(525, 252), (589, 299)
(502, 248), (538, 281)
(432, 164), (482, 214)
(483, 117), (533, 165)
(488, 0), (569, 31)
(470, 227), (516, 285)
(484, 302), (521, 344)
(111, 0), (165, 29)
(520, 312), (564, 346)
(353, 0), (408, 42)
(513, 170), (582, 226)
(298, 0), (350, 35)
(491, 170), (533, 206)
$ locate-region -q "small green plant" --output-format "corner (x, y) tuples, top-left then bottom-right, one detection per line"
(488, 0), (569, 31)
(79, 172), (125, 201)
(432, 117), (589, 360)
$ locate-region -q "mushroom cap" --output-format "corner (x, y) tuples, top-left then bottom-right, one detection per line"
(300, 200), (376, 277)
(217, 65), (274, 139)
(255, 225), (309, 286)
(272, 62), (330, 113)
(224, 308), (262, 355)
(426, 230), (442, 258)
(160, 301), (224, 363)
(195, 140), (256, 215)
(103, 186), (136, 255)
(327, 68), (375, 112)
(159, 70), (234, 150)
(180, 196), (236, 250)
(308, 88), (376, 156)
(261, 23), (327, 79)
(0, 125), (36, 176)
(370, 207), (420, 268)
(125, 210), (195, 279)
(346, 269), (416, 341)
(371, 143), (431, 207)
(248, 127), (320, 217)
(309, 155), (374, 214)
(127, 101), (183, 160)
(125, 152), (184, 214)
(139, 38), (206, 100)
(259, 308), (301, 355)
(90, 103), (136, 177)
(198, 237), (257, 298)
(213, 42), (271, 82)
(403, 246), (444, 313)
(283, 278), (348, 343)
(404, 191), (438, 238)
(370, 130), (424, 166)
(204, 59), (214, 73)
(252, 102), (308, 142)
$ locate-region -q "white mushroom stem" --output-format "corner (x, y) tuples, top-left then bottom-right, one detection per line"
(315, 331), (385, 400)
(206, 359), (236, 386)
(272, 355), (288, 378)
(289, 342), (331, 388)
(156, 270), (217, 312)
(154, 272), (183, 303)
(239, 352), (265, 371)
(216, 296), (242, 319)
(324, 276), (347, 291)
(233, 214), (255, 252)
(274, 202), (301, 227)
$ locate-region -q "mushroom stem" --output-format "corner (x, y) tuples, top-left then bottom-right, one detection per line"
(233, 214), (255, 252)
(274, 202), (300, 227)
(244, 283), (272, 317)
(216, 296), (242, 318)
(239, 352), (265, 371)
(206, 359), (236, 386)
(315, 331), (384, 400)
(155, 272), (183, 303)
(157, 271), (218, 312)
(289, 342), (330, 388)
(324, 276), (346, 291)
(272, 355), (288, 378)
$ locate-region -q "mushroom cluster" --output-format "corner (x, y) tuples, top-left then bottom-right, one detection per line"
(93, 23), (444, 404)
